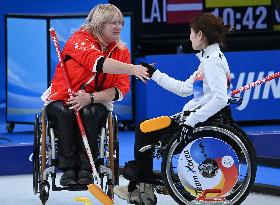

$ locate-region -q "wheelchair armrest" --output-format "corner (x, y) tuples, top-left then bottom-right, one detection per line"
(139, 142), (162, 152)
(140, 116), (171, 133)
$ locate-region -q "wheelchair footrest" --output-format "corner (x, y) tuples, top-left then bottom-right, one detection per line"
(155, 185), (169, 195)
(152, 172), (165, 186)
(67, 184), (88, 191)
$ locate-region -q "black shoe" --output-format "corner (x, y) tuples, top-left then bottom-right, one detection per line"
(77, 169), (93, 185)
(60, 169), (77, 186)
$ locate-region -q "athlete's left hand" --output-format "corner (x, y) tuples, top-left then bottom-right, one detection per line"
(66, 90), (91, 111)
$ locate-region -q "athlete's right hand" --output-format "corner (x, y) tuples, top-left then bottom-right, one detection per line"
(177, 122), (193, 143)
(131, 64), (150, 83)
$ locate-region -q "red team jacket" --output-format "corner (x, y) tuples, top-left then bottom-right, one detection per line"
(46, 29), (131, 102)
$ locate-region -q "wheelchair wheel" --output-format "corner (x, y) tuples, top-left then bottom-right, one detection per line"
(112, 113), (119, 186)
(161, 123), (256, 205)
(6, 122), (15, 133)
(33, 111), (50, 204)
(103, 112), (120, 198)
(33, 114), (40, 195)
(39, 181), (50, 205)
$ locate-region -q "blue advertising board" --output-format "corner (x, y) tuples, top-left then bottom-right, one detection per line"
(136, 50), (280, 122)
(6, 15), (133, 123)
(6, 18), (47, 122)
(226, 50), (280, 121)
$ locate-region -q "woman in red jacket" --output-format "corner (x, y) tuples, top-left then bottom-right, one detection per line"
(42, 4), (149, 187)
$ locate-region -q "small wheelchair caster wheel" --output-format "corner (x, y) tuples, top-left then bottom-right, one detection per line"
(6, 122), (15, 133)
(39, 181), (50, 205)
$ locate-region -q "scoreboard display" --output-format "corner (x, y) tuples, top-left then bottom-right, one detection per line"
(137, 0), (280, 37)
(204, 0), (279, 32)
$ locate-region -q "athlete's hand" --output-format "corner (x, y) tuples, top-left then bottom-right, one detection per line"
(66, 90), (91, 111)
(131, 64), (150, 83)
(140, 62), (157, 78)
(177, 122), (193, 142)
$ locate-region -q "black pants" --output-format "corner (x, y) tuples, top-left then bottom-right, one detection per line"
(46, 101), (108, 171)
(134, 106), (234, 183)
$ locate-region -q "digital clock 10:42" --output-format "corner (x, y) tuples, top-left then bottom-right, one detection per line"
(209, 6), (272, 31)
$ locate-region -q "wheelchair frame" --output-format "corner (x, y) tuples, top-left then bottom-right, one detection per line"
(33, 108), (119, 205)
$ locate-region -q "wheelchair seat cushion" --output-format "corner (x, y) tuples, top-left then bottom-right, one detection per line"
(140, 116), (172, 133)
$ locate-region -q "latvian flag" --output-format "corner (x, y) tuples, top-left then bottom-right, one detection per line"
(167, 0), (203, 24)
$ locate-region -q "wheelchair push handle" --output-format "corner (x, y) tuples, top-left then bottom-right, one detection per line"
(228, 96), (243, 105)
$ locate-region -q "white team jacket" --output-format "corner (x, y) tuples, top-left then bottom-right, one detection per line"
(151, 43), (231, 127)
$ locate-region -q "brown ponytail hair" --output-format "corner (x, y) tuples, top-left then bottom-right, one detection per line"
(190, 13), (231, 47)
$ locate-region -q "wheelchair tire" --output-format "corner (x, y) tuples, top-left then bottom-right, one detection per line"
(161, 123), (256, 205)
(33, 114), (41, 195)
(112, 113), (120, 185)
(39, 181), (50, 205)
(230, 123), (257, 156)
(103, 112), (120, 197)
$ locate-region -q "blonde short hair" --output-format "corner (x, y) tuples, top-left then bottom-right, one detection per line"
(82, 4), (125, 49)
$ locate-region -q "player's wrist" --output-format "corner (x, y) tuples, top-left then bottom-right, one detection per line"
(89, 92), (95, 104)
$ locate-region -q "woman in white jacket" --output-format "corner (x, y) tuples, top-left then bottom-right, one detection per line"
(115, 13), (232, 203)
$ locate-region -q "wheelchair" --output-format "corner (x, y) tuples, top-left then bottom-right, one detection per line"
(137, 109), (257, 205)
(33, 108), (119, 205)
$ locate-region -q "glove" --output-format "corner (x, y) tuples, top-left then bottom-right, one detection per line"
(140, 62), (156, 78)
(177, 122), (193, 143)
